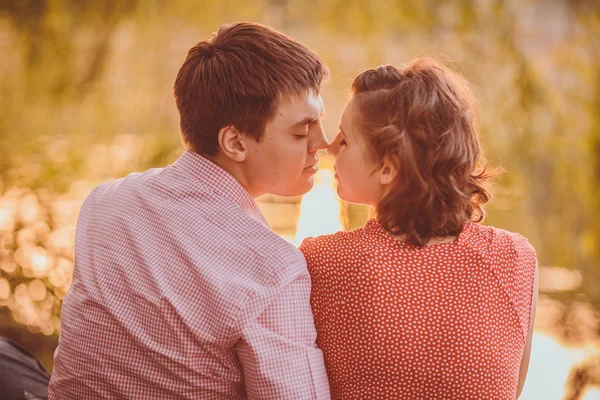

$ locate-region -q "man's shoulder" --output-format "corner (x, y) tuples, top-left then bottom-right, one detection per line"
(226, 216), (307, 277)
(84, 168), (166, 201)
(84, 166), (307, 278)
(77, 169), (164, 220)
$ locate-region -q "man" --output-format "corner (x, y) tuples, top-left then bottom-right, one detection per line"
(49, 22), (330, 399)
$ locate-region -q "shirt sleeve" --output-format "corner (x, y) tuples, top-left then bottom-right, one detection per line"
(235, 272), (331, 400)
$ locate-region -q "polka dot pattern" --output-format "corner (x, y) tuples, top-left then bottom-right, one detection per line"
(300, 219), (537, 399)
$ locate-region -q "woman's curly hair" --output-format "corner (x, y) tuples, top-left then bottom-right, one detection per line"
(351, 58), (501, 246)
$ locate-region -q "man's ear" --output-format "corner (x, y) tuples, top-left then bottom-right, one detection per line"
(378, 157), (398, 186)
(217, 125), (247, 162)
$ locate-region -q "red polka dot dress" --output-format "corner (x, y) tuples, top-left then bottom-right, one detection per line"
(299, 220), (537, 399)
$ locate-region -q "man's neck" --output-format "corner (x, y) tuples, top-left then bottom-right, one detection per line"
(205, 154), (261, 199)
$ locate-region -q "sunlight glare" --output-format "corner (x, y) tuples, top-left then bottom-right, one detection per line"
(294, 169), (343, 246)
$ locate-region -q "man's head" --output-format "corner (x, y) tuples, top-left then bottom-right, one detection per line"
(174, 22), (329, 197)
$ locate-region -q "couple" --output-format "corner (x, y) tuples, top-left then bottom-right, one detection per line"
(49, 22), (538, 399)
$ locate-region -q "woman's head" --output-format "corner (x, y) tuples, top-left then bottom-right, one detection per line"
(328, 58), (498, 246)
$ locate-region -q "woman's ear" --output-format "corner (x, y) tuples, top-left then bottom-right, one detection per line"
(217, 125), (247, 162)
(378, 157), (398, 186)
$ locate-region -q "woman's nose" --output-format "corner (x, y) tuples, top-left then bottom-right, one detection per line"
(327, 142), (338, 157)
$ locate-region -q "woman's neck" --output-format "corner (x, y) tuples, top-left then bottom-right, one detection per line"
(390, 233), (458, 246)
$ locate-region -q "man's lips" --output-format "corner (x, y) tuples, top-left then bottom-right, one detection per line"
(304, 164), (318, 173)
(304, 157), (319, 171)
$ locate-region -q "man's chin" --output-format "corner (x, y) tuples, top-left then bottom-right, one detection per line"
(271, 177), (314, 197)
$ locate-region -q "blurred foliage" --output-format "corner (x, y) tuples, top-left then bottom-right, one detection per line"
(0, 0), (599, 378)
(564, 353), (600, 400)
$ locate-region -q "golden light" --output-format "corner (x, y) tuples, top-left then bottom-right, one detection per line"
(86, 144), (111, 174)
(20, 303), (39, 327)
(0, 261), (16, 273)
(47, 137), (70, 164)
(28, 279), (47, 302)
(30, 247), (53, 277)
(0, 207), (13, 232)
(14, 245), (53, 277)
(68, 180), (97, 197)
(51, 199), (79, 226)
(48, 181), (94, 226)
(539, 266), (583, 293)
(47, 226), (76, 255)
(294, 169), (343, 245)
(52, 316), (61, 334)
(0, 277), (10, 300)
(40, 320), (54, 336)
(55, 286), (67, 300)
(32, 221), (51, 242)
(110, 134), (138, 170)
(13, 246), (30, 270)
(48, 257), (73, 288)
(16, 227), (36, 247)
(0, 193), (19, 232)
(14, 283), (29, 305)
(18, 193), (42, 225)
(38, 292), (55, 309)
(37, 308), (51, 321)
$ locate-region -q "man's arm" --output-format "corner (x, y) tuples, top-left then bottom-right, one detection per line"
(236, 273), (330, 400)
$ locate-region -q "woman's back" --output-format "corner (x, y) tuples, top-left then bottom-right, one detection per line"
(300, 220), (536, 399)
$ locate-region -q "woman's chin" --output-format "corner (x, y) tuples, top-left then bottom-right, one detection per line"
(336, 186), (372, 206)
(335, 186), (353, 203)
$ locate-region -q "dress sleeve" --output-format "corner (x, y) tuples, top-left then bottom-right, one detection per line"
(488, 230), (538, 338)
(512, 234), (538, 336)
(299, 236), (319, 275)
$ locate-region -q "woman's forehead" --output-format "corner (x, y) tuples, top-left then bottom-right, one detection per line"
(340, 97), (358, 136)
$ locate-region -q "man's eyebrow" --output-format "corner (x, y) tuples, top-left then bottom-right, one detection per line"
(293, 117), (319, 127)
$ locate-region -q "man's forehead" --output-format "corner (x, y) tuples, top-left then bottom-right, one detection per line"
(279, 91), (324, 117)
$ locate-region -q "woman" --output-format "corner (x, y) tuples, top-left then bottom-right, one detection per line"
(300, 58), (538, 399)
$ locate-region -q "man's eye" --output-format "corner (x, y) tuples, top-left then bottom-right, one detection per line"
(339, 137), (347, 146)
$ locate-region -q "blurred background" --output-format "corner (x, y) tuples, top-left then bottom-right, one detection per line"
(0, 0), (599, 398)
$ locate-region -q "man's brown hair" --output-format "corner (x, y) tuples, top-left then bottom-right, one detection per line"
(351, 58), (500, 246)
(174, 22), (329, 156)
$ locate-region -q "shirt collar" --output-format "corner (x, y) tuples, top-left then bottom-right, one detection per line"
(172, 150), (268, 227)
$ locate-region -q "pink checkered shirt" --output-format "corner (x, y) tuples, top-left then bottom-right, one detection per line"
(49, 150), (330, 399)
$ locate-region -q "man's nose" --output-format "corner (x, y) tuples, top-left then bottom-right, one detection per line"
(309, 124), (329, 152)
